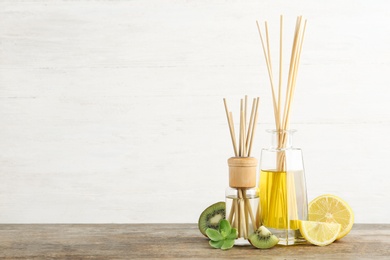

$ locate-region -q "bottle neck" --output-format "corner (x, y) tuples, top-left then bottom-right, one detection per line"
(268, 129), (296, 150)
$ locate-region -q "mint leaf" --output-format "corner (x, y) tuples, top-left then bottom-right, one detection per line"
(219, 219), (231, 238)
(221, 239), (235, 250)
(206, 228), (223, 241)
(209, 239), (224, 249)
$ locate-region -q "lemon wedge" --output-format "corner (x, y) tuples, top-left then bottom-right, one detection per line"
(308, 194), (354, 239)
(299, 220), (341, 246)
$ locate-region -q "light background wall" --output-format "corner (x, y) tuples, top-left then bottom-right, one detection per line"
(0, 0), (389, 223)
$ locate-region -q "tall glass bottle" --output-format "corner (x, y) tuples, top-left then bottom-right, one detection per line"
(258, 130), (308, 245)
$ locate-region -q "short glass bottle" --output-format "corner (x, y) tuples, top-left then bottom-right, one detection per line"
(258, 129), (308, 245)
(225, 157), (260, 245)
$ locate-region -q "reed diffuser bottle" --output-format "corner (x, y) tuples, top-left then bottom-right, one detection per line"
(255, 15), (309, 245)
(226, 157), (259, 245)
(222, 96), (260, 245)
(259, 130), (307, 245)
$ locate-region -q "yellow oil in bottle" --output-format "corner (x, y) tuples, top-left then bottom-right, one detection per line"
(259, 170), (302, 230)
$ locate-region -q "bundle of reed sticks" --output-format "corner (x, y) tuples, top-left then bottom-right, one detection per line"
(256, 16), (307, 231)
(223, 96), (260, 158)
(256, 15), (307, 171)
(223, 96), (260, 238)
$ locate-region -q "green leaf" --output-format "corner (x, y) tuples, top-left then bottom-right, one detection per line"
(218, 219), (231, 238)
(206, 228), (223, 241)
(209, 240), (224, 249)
(206, 220), (236, 250)
(221, 239), (235, 250)
(226, 228), (238, 240)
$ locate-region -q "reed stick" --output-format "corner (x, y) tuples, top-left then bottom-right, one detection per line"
(247, 97), (260, 157)
(238, 99), (243, 157)
(234, 197), (239, 230)
(229, 112), (238, 156)
(265, 21), (274, 91)
(278, 15), (283, 129)
(256, 21), (279, 129)
(228, 199), (235, 223)
(245, 198), (257, 230)
(241, 109), (246, 157)
(245, 204), (249, 238)
(238, 189), (247, 238)
(223, 99), (238, 156)
(245, 98), (256, 150)
(244, 96), (248, 155)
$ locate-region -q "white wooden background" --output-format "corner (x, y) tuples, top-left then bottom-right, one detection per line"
(0, 0), (389, 223)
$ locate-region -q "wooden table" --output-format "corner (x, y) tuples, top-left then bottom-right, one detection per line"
(0, 224), (389, 259)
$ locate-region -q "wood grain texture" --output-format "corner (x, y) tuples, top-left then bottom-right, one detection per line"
(0, 0), (390, 223)
(0, 224), (389, 259)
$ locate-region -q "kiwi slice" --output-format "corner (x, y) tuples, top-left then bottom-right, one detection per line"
(198, 202), (226, 237)
(248, 226), (279, 249)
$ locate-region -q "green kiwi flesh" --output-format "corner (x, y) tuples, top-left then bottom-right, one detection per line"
(248, 226), (279, 249)
(198, 202), (226, 237)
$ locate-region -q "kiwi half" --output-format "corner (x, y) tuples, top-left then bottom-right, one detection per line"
(198, 202), (226, 237)
(248, 226), (279, 249)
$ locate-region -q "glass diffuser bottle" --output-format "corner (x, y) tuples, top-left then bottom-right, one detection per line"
(222, 96), (261, 245)
(226, 157), (259, 245)
(258, 129), (308, 245)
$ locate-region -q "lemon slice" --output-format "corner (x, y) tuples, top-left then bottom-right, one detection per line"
(308, 194), (354, 239)
(299, 221), (341, 246)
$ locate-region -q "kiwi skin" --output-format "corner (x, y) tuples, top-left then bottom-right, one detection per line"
(198, 202), (226, 237)
(248, 226), (279, 249)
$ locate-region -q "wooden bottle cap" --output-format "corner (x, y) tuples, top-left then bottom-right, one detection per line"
(228, 157), (257, 188)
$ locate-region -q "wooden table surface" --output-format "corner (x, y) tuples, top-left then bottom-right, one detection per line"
(0, 224), (389, 259)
